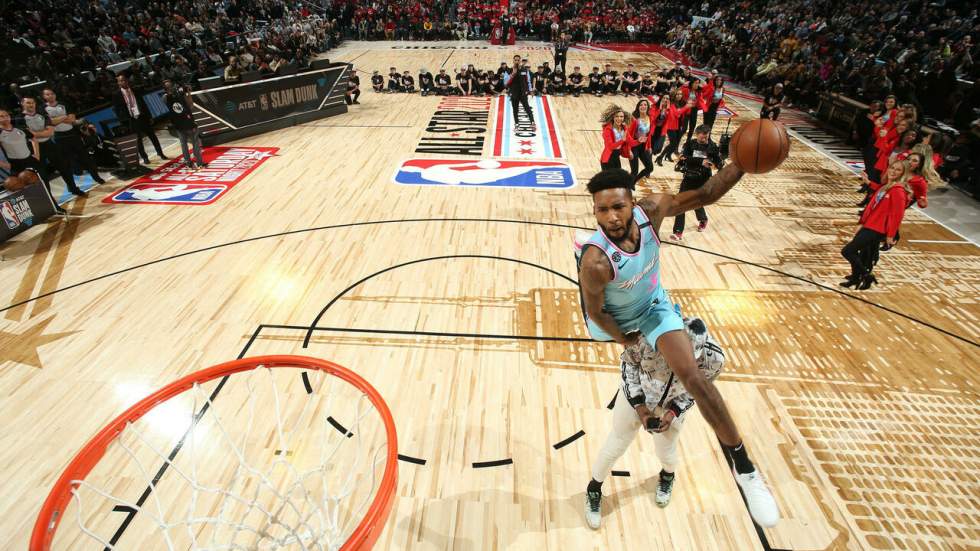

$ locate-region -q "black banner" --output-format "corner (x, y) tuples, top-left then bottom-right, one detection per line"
(1, 183), (58, 243)
(191, 65), (348, 136)
(816, 93), (867, 133)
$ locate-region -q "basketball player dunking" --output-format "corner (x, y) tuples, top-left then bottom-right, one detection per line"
(578, 166), (779, 529)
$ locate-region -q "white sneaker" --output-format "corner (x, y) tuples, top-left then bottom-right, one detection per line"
(734, 469), (780, 527)
(655, 472), (674, 507)
(585, 489), (602, 529)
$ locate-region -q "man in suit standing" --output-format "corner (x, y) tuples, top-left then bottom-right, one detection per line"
(553, 32), (570, 74)
(112, 73), (168, 164)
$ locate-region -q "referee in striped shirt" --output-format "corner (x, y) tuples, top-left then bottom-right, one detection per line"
(42, 88), (105, 187)
(22, 96), (87, 197)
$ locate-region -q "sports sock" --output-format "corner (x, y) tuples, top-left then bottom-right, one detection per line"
(725, 442), (755, 474)
(587, 478), (602, 493)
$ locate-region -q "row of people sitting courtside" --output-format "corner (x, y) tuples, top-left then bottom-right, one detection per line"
(358, 60), (701, 98)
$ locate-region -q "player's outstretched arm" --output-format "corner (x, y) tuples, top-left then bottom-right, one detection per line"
(638, 162), (745, 229)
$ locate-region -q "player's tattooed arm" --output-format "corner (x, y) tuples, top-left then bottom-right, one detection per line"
(637, 162), (745, 230)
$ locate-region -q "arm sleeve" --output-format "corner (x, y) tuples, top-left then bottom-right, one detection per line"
(885, 191), (907, 238)
(681, 140), (693, 157)
(910, 177), (927, 200)
(602, 126), (614, 148)
(709, 143), (722, 166)
(621, 360), (647, 407)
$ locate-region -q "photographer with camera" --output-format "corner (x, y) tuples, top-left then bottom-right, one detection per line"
(670, 124), (721, 240)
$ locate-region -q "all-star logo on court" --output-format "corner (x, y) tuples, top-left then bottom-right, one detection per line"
(415, 96), (491, 156)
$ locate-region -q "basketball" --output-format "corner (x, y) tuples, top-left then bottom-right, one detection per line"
(4, 175), (25, 192)
(729, 118), (791, 174)
(18, 170), (40, 186)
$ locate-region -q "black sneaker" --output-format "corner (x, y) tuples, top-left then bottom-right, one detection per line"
(655, 471), (675, 507)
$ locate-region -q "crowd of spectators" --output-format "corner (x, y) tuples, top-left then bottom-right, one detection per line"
(1, 0), (344, 116)
(341, 0), (978, 130)
(2, 0), (977, 138)
(679, 0), (977, 128)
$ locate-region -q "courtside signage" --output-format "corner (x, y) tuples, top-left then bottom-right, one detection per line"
(491, 95), (564, 159)
(103, 146), (278, 205)
(393, 159), (574, 189)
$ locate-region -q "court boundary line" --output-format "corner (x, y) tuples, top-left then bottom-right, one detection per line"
(2, 217), (975, 347)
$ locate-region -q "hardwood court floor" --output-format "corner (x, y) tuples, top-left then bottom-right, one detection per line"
(0, 42), (977, 550)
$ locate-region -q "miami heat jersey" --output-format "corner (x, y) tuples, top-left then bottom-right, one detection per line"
(576, 206), (669, 341)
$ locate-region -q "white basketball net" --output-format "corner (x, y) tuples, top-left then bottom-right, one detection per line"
(57, 365), (390, 550)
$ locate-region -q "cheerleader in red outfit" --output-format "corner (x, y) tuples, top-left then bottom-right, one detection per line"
(648, 94), (671, 156)
(627, 98), (655, 184)
(861, 121), (914, 208)
(880, 95), (899, 129)
(841, 159), (911, 290)
(865, 116), (909, 185)
(654, 90), (694, 166)
(700, 75), (730, 132)
(873, 125), (918, 178)
(905, 144), (945, 208)
(599, 104), (633, 173)
(681, 78), (704, 143)
(883, 148), (942, 250)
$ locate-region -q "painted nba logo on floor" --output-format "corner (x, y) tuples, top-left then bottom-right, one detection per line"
(107, 183), (228, 205)
(393, 159), (574, 188)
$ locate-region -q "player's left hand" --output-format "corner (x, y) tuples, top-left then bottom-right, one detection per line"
(652, 409), (676, 433)
(647, 409), (677, 434)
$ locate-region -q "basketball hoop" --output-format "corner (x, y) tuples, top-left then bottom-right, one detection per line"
(31, 355), (398, 551)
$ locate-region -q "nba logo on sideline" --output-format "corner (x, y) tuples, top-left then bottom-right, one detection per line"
(393, 159), (575, 189)
(1, 200), (20, 229)
(108, 183), (229, 205)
